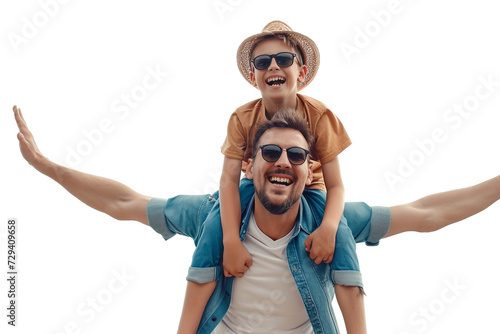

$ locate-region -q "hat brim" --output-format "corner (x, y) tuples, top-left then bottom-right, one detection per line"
(236, 30), (320, 91)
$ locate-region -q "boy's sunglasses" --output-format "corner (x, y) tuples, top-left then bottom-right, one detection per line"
(251, 52), (297, 71)
(257, 144), (309, 165)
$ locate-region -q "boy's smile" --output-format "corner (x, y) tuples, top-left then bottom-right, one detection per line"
(266, 75), (287, 87)
(249, 39), (307, 112)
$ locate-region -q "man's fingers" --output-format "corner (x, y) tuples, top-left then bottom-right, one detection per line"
(17, 132), (26, 144)
(245, 257), (253, 268)
(14, 107), (29, 135)
(224, 270), (233, 278)
(14, 107), (38, 151)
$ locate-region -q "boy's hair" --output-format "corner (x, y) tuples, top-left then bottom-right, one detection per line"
(250, 34), (305, 69)
(252, 108), (313, 156)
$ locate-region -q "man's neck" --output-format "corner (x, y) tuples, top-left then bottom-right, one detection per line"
(253, 200), (300, 241)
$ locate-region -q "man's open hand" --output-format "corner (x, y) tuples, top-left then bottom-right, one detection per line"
(304, 225), (336, 264)
(223, 238), (253, 278)
(13, 105), (44, 167)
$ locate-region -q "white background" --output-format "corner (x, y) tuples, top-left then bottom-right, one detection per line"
(1, 0), (499, 333)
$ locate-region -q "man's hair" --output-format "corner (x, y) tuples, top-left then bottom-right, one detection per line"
(250, 34), (305, 68)
(252, 108), (313, 157)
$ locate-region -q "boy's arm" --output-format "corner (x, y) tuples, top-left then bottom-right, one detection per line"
(305, 156), (345, 264)
(14, 106), (150, 224)
(220, 156), (252, 277)
(177, 281), (217, 334)
(335, 285), (367, 334)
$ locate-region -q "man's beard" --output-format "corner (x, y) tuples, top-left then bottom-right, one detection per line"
(255, 186), (301, 215)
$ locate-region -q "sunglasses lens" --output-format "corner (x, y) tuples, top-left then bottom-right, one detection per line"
(276, 53), (294, 68)
(253, 55), (272, 70)
(287, 148), (307, 165)
(261, 145), (282, 162)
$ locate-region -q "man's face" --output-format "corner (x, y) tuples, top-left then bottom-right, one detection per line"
(249, 39), (307, 101)
(247, 128), (312, 215)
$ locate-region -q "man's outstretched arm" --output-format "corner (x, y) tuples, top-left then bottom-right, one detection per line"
(13, 105), (151, 224)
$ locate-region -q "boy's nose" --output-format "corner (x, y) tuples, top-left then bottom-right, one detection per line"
(268, 57), (280, 70)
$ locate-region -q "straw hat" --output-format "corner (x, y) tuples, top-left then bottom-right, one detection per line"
(236, 20), (320, 91)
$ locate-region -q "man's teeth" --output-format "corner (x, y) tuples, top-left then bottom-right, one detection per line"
(270, 176), (291, 185)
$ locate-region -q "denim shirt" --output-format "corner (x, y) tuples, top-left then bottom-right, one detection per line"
(195, 194), (362, 334)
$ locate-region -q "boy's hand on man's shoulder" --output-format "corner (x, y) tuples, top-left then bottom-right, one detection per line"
(304, 225), (336, 264)
(222, 239), (253, 278)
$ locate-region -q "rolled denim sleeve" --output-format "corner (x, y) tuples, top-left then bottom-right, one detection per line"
(330, 217), (363, 288)
(147, 198), (176, 241)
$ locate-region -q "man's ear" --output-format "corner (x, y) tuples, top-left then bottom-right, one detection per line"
(305, 163), (313, 185)
(246, 158), (255, 180)
(298, 65), (308, 83)
(249, 71), (259, 88)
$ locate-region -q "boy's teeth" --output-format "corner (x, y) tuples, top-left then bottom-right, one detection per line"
(266, 77), (285, 85)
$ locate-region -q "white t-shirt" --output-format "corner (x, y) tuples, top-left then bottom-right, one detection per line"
(213, 213), (313, 334)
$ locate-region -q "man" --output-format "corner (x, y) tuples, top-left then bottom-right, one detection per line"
(13, 105), (500, 333)
(167, 109), (367, 333)
(14, 105), (365, 333)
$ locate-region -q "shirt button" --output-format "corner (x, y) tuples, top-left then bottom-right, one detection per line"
(212, 316), (217, 322)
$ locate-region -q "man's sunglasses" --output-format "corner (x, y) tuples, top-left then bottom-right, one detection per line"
(257, 144), (310, 165)
(251, 52), (297, 71)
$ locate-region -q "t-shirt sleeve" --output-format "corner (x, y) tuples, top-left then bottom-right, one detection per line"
(314, 110), (352, 164)
(221, 112), (247, 160)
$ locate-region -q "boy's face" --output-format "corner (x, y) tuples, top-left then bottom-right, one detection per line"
(249, 39), (307, 103)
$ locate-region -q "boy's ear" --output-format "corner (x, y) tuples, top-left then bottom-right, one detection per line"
(246, 158), (255, 180)
(249, 71), (258, 88)
(298, 65), (308, 83)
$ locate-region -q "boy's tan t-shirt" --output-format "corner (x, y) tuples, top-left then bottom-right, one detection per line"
(221, 94), (351, 191)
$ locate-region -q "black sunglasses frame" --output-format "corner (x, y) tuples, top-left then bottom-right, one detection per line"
(257, 144), (310, 165)
(251, 52), (297, 71)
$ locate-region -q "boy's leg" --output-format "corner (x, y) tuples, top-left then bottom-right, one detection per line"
(187, 178), (255, 283)
(180, 179), (255, 333)
(304, 189), (390, 246)
(385, 175), (500, 237)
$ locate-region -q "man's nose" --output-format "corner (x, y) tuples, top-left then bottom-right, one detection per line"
(274, 150), (291, 168)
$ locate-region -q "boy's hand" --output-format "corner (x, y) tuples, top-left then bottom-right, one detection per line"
(304, 224), (336, 264)
(13, 106), (44, 167)
(223, 238), (253, 278)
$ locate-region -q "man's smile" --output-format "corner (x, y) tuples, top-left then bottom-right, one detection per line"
(266, 170), (295, 187)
